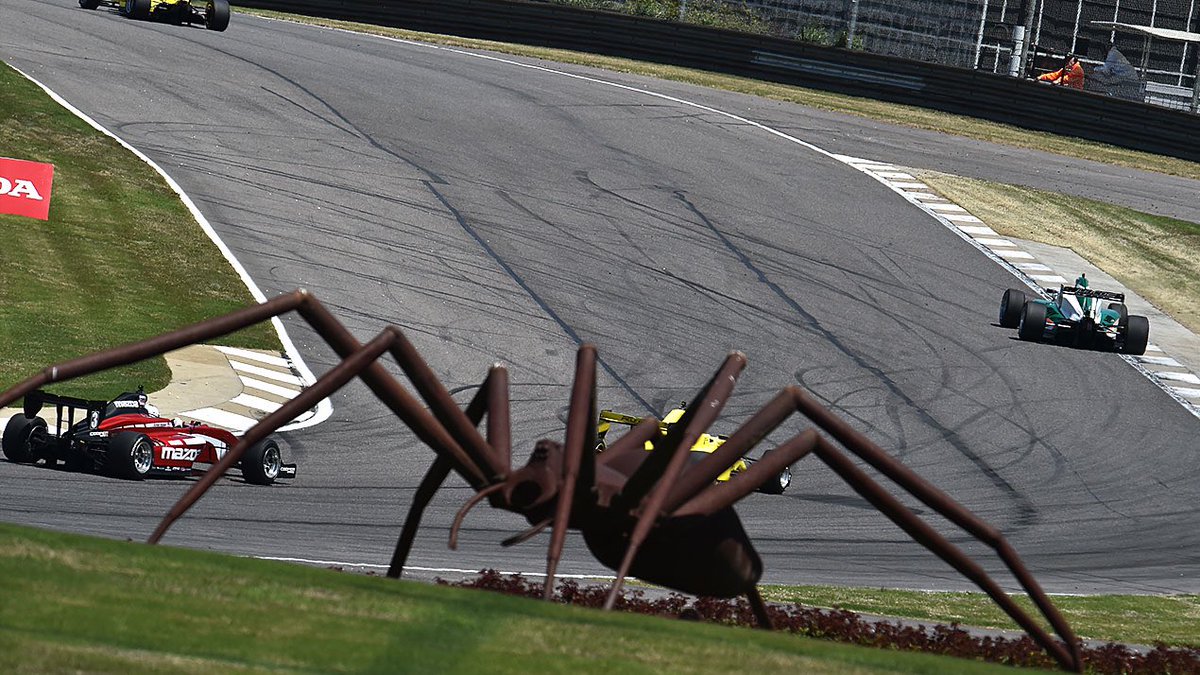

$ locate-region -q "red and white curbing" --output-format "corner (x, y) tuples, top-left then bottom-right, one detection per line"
(835, 154), (1200, 419)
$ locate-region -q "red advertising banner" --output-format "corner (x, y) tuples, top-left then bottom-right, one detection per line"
(0, 157), (55, 221)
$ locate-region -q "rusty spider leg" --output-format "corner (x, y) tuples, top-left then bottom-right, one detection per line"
(385, 334), (506, 483)
(543, 345), (600, 599)
(810, 436), (1080, 673)
(671, 387), (1081, 672)
(791, 389), (1082, 672)
(150, 329), (401, 543)
(388, 367), (506, 579)
(603, 353), (747, 610)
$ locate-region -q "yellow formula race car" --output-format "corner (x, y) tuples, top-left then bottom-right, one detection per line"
(79, 0), (231, 32)
(596, 406), (792, 494)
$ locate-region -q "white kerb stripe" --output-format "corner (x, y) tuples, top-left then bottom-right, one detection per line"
(890, 182), (928, 189)
(925, 203), (968, 212)
(957, 225), (998, 236)
(973, 237), (1017, 247)
(874, 171), (915, 179)
(1156, 371), (1200, 385)
(182, 408), (259, 432)
(1031, 274), (1068, 283)
(942, 214), (984, 222)
(1016, 262), (1053, 271)
(905, 192), (943, 200)
(215, 345), (291, 368)
(1170, 386), (1200, 398)
(1137, 355), (1182, 367)
(231, 393), (285, 413)
(995, 249), (1036, 259)
(240, 376), (302, 399)
(229, 360), (304, 386)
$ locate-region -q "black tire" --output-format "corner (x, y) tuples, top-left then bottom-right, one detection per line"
(79, 0), (102, 9)
(3, 414), (47, 464)
(1120, 315), (1150, 355)
(125, 0), (151, 19)
(757, 465), (792, 495)
(1017, 302), (1047, 342)
(205, 0), (230, 31)
(1107, 302), (1128, 321)
(108, 432), (154, 479)
(999, 288), (1026, 328)
(242, 438), (282, 485)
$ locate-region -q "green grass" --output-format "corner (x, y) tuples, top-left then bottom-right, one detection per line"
(761, 585), (1200, 648)
(0, 62), (279, 400)
(0, 522), (1011, 674)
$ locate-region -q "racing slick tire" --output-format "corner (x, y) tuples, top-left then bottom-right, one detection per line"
(1017, 302), (1047, 342)
(999, 288), (1026, 328)
(1107, 302), (1128, 321)
(124, 0), (151, 19)
(756, 465), (792, 495)
(79, 0), (102, 8)
(3, 414), (47, 464)
(108, 432), (154, 480)
(1119, 315), (1150, 356)
(241, 438), (282, 485)
(205, 0), (230, 31)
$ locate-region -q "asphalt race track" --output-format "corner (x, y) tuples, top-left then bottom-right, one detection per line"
(3, 0), (1199, 595)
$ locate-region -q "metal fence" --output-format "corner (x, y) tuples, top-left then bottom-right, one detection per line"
(540, 0), (1199, 111)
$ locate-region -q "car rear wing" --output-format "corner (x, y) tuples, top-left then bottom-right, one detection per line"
(1058, 285), (1125, 302)
(598, 409), (670, 433)
(22, 389), (107, 436)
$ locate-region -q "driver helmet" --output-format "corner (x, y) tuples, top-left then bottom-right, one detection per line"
(1075, 273), (1088, 288)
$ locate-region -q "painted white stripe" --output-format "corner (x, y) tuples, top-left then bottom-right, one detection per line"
(181, 408), (259, 432)
(1147, 344), (1164, 352)
(956, 225), (998, 236)
(856, 164), (898, 172)
(1016, 262), (1053, 271)
(1156, 371), (1200, 385)
(890, 182), (928, 189)
(974, 237), (1017, 247)
(905, 192), (944, 201)
(1031, 274), (1068, 283)
(942, 214), (984, 223)
(994, 249), (1036, 259)
(230, 361), (304, 386)
(214, 345), (291, 368)
(924, 203), (968, 212)
(231, 393), (284, 413)
(12, 68), (332, 434)
(874, 171), (915, 180)
(255, 555), (618, 580)
(239, 376), (301, 399)
(1170, 386), (1200, 398)
(1137, 355), (1183, 367)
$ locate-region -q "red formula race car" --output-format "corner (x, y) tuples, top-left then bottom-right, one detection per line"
(2, 388), (294, 484)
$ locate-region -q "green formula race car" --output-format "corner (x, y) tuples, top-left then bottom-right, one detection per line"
(79, 0), (230, 32)
(999, 274), (1149, 355)
(596, 405), (792, 494)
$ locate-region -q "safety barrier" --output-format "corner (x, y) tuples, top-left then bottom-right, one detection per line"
(239, 0), (1200, 163)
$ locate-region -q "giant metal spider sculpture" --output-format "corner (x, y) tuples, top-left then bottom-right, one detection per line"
(0, 290), (1083, 672)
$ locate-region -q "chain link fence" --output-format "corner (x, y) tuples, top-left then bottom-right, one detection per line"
(540, 0), (1199, 112)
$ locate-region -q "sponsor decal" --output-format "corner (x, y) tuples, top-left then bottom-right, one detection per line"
(112, 400), (140, 408)
(162, 447), (200, 462)
(0, 157), (54, 220)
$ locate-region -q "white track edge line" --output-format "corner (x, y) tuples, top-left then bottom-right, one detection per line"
(11, 66), (331, 433)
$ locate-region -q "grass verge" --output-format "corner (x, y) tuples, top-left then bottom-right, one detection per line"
(0, 521), (1009, 674)
(760, 584), (1200, 648)
(0, 62), (280, 400)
